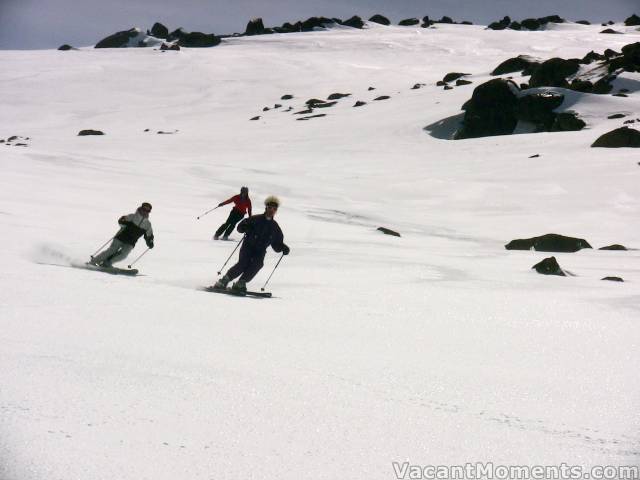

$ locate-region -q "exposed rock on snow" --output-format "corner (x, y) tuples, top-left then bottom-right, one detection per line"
(377, 227), (401, 237)
(601, 276), (624, 282)
(506, 234), (592, 252)
(368, 15), (390, 26)
(529, 58), (580, 88)
(95, 28), (142, 48)
(150, 22), (169, 39)
(532, 256), (566, 276)
(327, 93), (351, 100)
(373, 95), (390, 101)
(281, 94), (294, 100)
(78, 129), (104, 136)
(399, 18), (420, 26)
(624, 14), (640, 26)
(491, 55), (540, 75)
(245, 18), (266, 36)
(591, 126), (640, 147)
(58, 44), (73, 51)
(342, 16), (364, 29)
(353, 101), (366, 107)
(599, 244), (628, 250)
(455, 79), (519, 139)
(443, 72), (470, 83)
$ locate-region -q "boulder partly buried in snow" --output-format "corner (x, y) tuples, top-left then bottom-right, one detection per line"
(506, 233), (592, 252)
(599, 244), (628, 251)
(78, 129), (104, 136)
(95, 28), (141, 48)
(591, 127), (640, 148)
(377, 227), (401, 237)
(532, 257), (566, 276)
(454, 79), (519, 139)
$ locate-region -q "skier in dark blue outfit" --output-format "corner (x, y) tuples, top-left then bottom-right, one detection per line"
(215, 196), (290, 292)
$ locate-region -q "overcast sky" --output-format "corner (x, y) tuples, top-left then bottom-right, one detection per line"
(0, 0), (637, 49)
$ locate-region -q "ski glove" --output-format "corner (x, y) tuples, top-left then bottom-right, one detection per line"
(146, 238), (154, 249)
(282, 244), (290, 255)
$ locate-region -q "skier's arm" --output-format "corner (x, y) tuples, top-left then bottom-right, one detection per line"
(236, 216), (253, 234)
(218, 196), (234, 207)
(144, 224), (155, 248)
(248, 200), (252, 217)
(271, 228), (289, 255)
(118, 214), (134, 226)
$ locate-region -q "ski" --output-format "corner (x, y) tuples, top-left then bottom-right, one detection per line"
(203, 286), (272, 298)
(84, 263), (139, 276)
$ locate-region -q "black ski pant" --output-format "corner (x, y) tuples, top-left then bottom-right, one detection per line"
(226, 245), (265, 283)
(215, 208), (244, 238)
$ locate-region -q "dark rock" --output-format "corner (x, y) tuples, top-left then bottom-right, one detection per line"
(151, 22), (169, 38)
(95, 28), (139, 48)
(521, 18), (542, 30)
(576, 20), (591, 25)
(624, 119), (636, 124)
(369, 14), (390, 26)
(569, 79), (593, 92)
(532, 257), (566, 276)
(604, 48), (620, 59)
(506, 233), (592, 252)
(621, 42), (640, 64)
(314, 101), (337, 108)
(399, 18), (420, 26)
(516, 91), (564, 130)
(144, 129), (150, 132)
(600, 29), (623, 34)
(592, 127), (640, 148)
(488, 16), (511, 30)
(608, 113), (627, 119)
(443, 85), (453, 90)
(177, 32), (221, 48)
(411, 83), (425, 89)
(437, 16), (454, 24)
(551, 112), (586, 131)
(529, 154), (540, 158)
(160, 43), (180, 51)
(377, 227), (400, 237)
(274, 104), (282, 108)
(353, 101), (367, 107)
(342, 16), (364, 29)
(327, 93), (351, 100)
(529, 58), (580, 88)
(592, 77), (614, 94)
(492, 55), (539, 75)
(443, 72), (469, 83)
(374, 96), (390, 100)
(539, 15), (565, 24)
(456, 79), (472, 86)
(262, 107), (270, 112)
(436, 81), (447, 86)
(78, 130), (104, 136)
(297, 114), (327, 121)
(294, 108), (314, 115)
(599, 244), (627, 250)
(284, 106), (293, 112)
(157, 131), (177, 134)
(455, 79), (519, 139)
(245, 18), (265, 35)
(625, 14), (640, 26)
(306, 98), (327, 107)
(250, 116), (260, 121)
(509, 21), (522, 30)
(368, 86), (376, 91)
(300, 17), (336, 31)
(602, 276), (624, 282)
(580, 50), (605, 64)
(460, 21), (473, 25)
(281, 94), (294, 100)
(421, 16), (433, 27)
(58, 44), (73, 51)
(7, 135), (18, 142)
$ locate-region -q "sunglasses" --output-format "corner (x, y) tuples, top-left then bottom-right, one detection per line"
(266, 203), (278, 209)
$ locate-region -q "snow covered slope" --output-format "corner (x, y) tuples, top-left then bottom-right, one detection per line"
(1, 22), (639, 480)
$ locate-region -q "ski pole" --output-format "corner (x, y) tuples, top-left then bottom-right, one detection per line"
(196, 205), (220, 220)
(90, 236), (115, 259)
(217, 236), (244, 275)
(261, 253), (285, 291)
(128, 248), (150, 269)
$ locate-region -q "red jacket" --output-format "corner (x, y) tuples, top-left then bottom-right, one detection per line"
(221, 194), (252, 215)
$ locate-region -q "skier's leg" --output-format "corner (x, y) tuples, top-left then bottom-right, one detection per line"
(215, 210), (235, 239)
(223, 210), (243, 238)
(92, 239), (123, 265)
(104, 243), (134, 266)
(238, 254), (265, 283)
(224, 247), (251, 281)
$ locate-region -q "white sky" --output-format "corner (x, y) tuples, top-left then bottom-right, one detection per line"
(0, 0), (638, 49)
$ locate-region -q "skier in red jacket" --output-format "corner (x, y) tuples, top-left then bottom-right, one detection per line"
(214, 186), (252, 240)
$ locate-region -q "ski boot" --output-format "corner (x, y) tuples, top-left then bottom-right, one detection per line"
(214, 275), (230, 289)
(213, 234), (220, 240)
(222, 235), (230, 241)
(231, 280), (247, 294)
